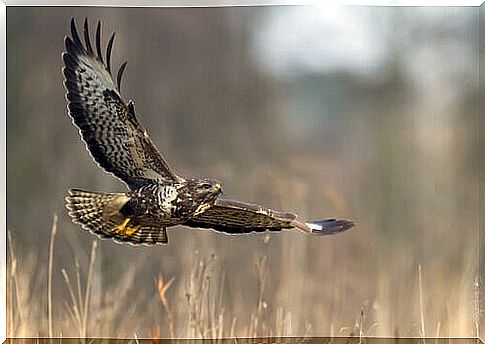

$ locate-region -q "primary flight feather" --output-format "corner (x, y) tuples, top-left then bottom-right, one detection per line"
(63, 18), (355, 245)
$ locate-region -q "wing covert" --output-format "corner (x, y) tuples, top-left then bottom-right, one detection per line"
(63, 18), (181, 189)
(184, 198), (354, 235)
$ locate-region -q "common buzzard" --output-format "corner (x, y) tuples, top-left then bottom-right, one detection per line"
(63, 19), (355, 245)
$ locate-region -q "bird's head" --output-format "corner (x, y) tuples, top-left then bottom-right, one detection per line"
(188, 178), (223, 204)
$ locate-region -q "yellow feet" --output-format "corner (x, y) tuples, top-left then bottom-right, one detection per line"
(113, 218), (141, 236)
(113, 218), (130, 234)
(124, 225), (141, 236)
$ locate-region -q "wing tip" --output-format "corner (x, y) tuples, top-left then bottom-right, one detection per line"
(64, 18), (119, 77)
(106, 32), (116, 74)
(308, 218), (355, 235)
(117, 61), (128, 91)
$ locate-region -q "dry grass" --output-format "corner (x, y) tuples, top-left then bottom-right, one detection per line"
(60, 239), (98, 337)
(6, 221), (307, 338)
(474, 277), (480, 339)
(418, 264), (425, 340)
(6, 210), (480, 339)
(156, 273), (175, 338)
(48, 214), (58, 338)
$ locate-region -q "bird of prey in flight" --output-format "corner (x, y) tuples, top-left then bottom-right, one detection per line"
(63, 18), (355, 245)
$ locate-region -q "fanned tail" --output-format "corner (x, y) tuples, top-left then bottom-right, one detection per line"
(65, 188), (168, 245)
(66, 188), (126, 235)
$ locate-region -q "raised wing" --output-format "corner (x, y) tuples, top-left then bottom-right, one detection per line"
(183, 199), (355, 235)
(63, 18), (182, 189)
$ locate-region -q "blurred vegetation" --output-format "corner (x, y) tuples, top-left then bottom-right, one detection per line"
(6, 6), (480, 338)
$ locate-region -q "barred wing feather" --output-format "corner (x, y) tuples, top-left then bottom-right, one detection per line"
(63, 18), (181, 189)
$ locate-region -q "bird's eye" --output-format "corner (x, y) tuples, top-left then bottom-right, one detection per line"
(202, 183), (212, 189)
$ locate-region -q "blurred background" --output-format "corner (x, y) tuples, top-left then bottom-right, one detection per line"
(6, 6), (479, 338)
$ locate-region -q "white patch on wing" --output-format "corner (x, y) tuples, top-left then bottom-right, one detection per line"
(256, 208), (270, 216)
(307, 222), (322, 231)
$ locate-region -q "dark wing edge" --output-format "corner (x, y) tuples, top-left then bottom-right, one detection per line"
(183, 198), (355, 235)
(63, 18), (182, 189)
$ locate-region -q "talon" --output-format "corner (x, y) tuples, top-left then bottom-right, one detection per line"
(113, 218), (141, 236)
(113, 218), (131, 234)
(124, 225), (141, 236)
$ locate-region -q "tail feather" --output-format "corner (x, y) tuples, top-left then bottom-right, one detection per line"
(65, 188), (168, 245)
(66, 188), (125, 235)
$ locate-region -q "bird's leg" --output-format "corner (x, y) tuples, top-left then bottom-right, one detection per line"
(113, 218), (141, 236)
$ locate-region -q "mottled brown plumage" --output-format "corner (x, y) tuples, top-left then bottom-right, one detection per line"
(63, 18), (355, 245)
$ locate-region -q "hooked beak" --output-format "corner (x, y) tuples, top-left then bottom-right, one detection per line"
(214, 183), (223, 195)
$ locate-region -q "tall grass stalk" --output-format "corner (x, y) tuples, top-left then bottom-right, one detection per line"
(82, 240), (98, 336)
(249, 255), (268, 337)
(61, 240), (98, 337)
(418, 264), (426, 343)
(473, 276), (480, 338)
(61, 268), (82, 331)
(183, 252), (232, 339)
(358, 308), (365, 344)
(47, 214), (58, 338)
(156, 273), (175, 338)
(7, 231), (17, 337)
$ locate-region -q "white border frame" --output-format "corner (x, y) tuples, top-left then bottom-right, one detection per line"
(1, 0), (483, 6)
(1, 1), (482, 342)
(1, 0), (6, 342)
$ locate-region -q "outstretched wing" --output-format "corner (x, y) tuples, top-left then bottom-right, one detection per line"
(183, 199), (355, 235)
(63, 18), (182, 189)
